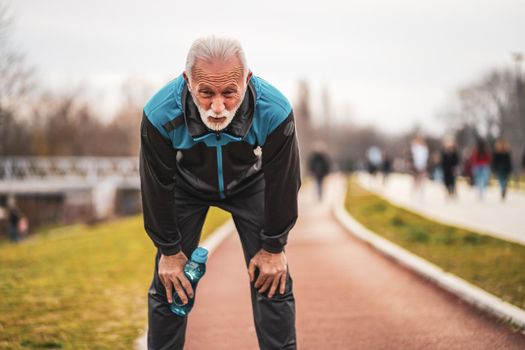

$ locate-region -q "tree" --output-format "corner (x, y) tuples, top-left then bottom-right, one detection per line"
(0, 1), (34, 156)
(293, 80), (314, 164)
(440, 67), (524, 173)
(106, 77), (155, 156)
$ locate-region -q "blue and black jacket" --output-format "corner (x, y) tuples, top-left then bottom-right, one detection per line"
(139, 74), (301, 255)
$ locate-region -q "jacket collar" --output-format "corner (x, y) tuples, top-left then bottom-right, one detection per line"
(181, 78), (256, 140)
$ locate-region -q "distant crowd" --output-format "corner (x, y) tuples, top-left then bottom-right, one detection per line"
(366, 135), (525, 201)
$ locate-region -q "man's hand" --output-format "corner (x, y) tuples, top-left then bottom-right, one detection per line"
(248, 249), (288, 299)
(158, 251), (194, 305)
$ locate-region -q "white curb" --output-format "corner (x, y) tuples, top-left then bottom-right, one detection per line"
(135, 218), (236, 350)
(332, 182), (525, 330)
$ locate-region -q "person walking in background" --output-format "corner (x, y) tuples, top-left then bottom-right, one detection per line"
(492, 137), (513, 200)
(18, 215), (29, 239)
(429, 151), (443, 182)
(7, 196), (20, 243)
(462, 147), (474, 186)
(381, 151), (392, 185)
(410, 134), (429, 198)
(366, 145), (382, 177)
(308, 143), (331, 201)
(470, 138), (491, 199)
(440, 136), (460, 200)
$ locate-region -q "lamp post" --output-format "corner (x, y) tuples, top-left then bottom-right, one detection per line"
(512, 52), (524, 133)
(512, 52), (524, 187)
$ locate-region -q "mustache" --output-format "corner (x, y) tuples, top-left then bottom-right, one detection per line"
(205, 109), (232, 118)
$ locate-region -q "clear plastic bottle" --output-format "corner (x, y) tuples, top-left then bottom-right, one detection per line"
(170, 247), (208, 317)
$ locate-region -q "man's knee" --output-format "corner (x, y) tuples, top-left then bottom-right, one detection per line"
(252, 270), (295, 302)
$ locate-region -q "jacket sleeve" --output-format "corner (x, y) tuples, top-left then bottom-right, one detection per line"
(260, 110), (302, 253)
(139, 111), (182, 256)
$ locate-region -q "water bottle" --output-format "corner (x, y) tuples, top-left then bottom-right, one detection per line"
(170, 247), (208, 317)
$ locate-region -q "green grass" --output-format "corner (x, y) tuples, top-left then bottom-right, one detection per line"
(0, 207), (230, 350)
(345, 176), (525, 310)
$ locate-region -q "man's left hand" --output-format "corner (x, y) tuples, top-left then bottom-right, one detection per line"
(248, 249), (288, 299)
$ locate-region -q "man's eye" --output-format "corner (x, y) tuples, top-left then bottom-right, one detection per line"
(200, 91), (213, 96)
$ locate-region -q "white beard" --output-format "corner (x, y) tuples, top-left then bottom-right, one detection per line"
(191, 90), (246, 132)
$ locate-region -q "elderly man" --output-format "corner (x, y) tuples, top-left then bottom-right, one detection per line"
(139, 36), (301, 349)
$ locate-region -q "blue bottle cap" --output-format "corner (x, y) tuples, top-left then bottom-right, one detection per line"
(191, 247), (208, 263)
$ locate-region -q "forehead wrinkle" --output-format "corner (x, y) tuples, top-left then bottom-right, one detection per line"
(192, 65), (244, 85)
(196, 81), (241, 92)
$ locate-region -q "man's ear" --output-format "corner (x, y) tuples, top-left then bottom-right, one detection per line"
(246, 71), (253, 84)
(183, 72), (190, 89)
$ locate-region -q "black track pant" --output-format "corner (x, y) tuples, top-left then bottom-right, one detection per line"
(147, 179), (297, 350)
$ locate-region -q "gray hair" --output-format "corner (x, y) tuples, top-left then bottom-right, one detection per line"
(185, 36), (249, 82)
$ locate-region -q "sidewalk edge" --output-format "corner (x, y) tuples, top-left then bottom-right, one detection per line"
(332, 181), (525, 330)
(135, 218), (236, 350)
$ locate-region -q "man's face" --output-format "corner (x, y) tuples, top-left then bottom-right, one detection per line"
(185, 56), (250, 132)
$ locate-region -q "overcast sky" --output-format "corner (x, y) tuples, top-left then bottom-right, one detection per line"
(7, 0), (525, 134)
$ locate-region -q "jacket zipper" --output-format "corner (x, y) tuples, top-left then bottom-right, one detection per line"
(215, 133), (225, 199)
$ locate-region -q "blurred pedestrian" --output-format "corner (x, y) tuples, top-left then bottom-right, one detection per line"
(7, 196), (21, 243)
(429, 151), (443, 182)
(18, 215), (29, 239)
(381, 151), (392, 185)
(492, 137), (513, 200)
(462, 148), (474, 186)
(469, 138), (491, 199)
(440, 136), (460, 199)
(308, 143), (331, 201)
(366, 146), (382, 177)
(410, 134), (429, 197)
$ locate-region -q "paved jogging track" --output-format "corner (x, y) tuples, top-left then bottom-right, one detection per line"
(179, 178), (525, 349)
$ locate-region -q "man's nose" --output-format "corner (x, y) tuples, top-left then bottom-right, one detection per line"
(211, 97), (225, 114)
